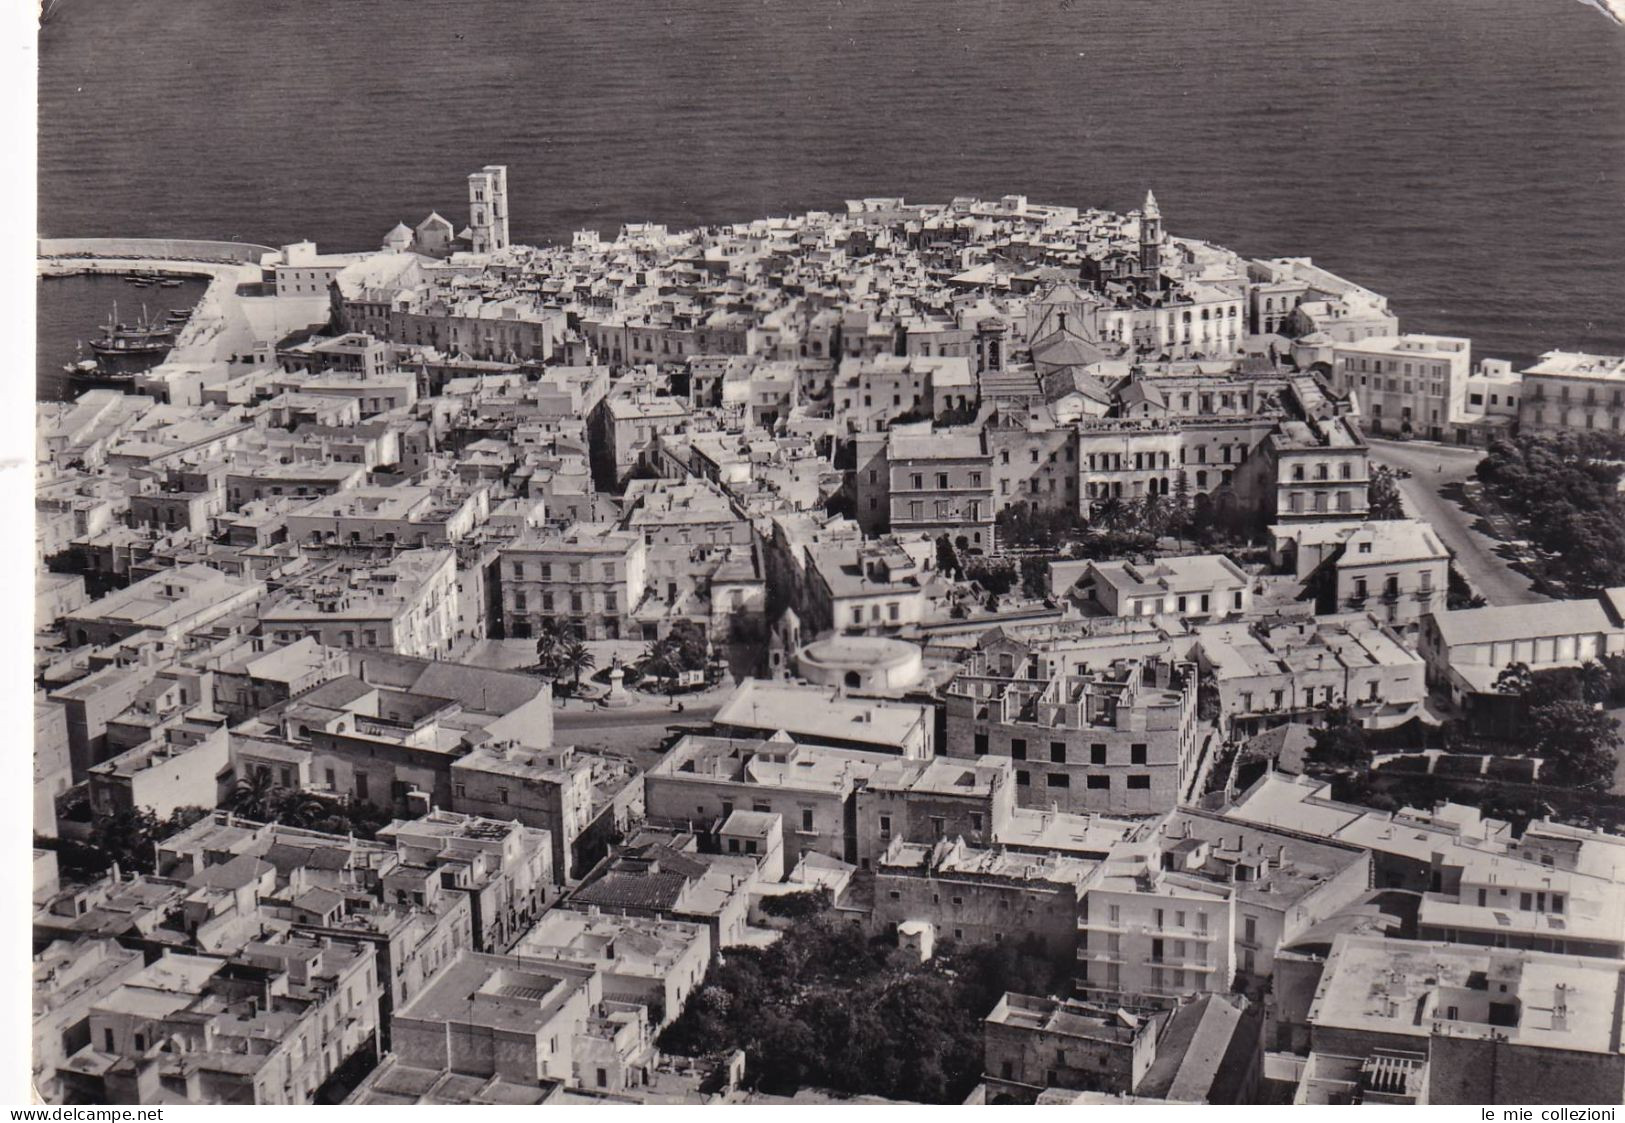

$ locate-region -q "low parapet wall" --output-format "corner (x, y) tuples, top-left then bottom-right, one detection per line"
(38, 237), (275, 264)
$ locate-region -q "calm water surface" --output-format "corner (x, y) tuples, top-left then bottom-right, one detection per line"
(37, 0), (1625, 376)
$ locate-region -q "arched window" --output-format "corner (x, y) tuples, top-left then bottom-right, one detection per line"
(844, 671), (862, 689)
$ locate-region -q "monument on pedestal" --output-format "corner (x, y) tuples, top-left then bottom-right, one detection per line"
(603, 656), (635, 708)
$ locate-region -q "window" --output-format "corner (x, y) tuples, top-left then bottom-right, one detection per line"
(1087, 775), (1110, 790)
(1130, 743), (1147, 765)
(1090, 743), (1107, 765)
(802, 808), (814, 832)
(1047, 773), (1070, 788)
(355, 773), (369, 800)
(1050, 741), (1066, 764)
(974, 732), (988, 755)
(1016, 770), (1030, 786)
(1010, 737), (1027, 760)
(1127, 775), (1151, 790)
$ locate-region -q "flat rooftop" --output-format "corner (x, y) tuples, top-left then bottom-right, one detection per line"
(713, 680), (928, 751)
(1308, 934), (1624, 1054)
(1522, 351), (1625, 382)
(397, 951), (590, 1036)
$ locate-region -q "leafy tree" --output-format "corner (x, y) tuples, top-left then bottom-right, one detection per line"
(1019, 556), (1049, 600)
(1527, 700), (1621, 791)
(642, 649), (680, 694)
(963, 559), (1015, 596)
(758, 887), (833, 919)
(1307, 705), (1369, 769)
(1475, 433), (1625, 594)
(934, 533), (961, 580)
(81, 804), (210, 877)
(658, 903), (1067, 1103)
(995, 505), (1089, 550)
(1494, 661), (1535, 697)
(638, 619), (710, 693)
(1368, 466), (1405, 520)
(1496, 660), (1624, 790)
(655, 619), (709, 673)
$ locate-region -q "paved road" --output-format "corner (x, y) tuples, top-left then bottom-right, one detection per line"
(1366, 438), (1546, 607)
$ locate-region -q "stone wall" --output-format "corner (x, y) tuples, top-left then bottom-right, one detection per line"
(39, 236), (275, 264)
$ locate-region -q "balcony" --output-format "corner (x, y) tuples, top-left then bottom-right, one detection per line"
(1144, 955), (1216, 972)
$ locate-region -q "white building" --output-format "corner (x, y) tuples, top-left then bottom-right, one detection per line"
(1332, 334), (1472, 440)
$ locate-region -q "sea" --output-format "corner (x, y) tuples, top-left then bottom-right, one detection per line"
(35, 0), (1625, 399)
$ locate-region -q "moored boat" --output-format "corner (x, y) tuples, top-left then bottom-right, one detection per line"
(88, 303), (175, 360)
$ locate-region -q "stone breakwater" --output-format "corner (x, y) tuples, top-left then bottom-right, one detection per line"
(38, 237), (275, 264)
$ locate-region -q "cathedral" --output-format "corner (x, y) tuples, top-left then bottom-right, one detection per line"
(1079, 189), (1171, 299)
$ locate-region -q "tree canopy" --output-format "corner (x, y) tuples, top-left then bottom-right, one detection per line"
(1476, 433), (1625, 594)
(1494, 660), (1624, 790)
(659, 909), (1068, 1102)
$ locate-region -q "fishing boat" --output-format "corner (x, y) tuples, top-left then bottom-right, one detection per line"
(63, 343), (136, 391)
(88, 303), (175, 359)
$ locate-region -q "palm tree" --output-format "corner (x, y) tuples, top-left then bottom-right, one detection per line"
(1095, 497), (1127, 532)
(269, 788), (328, 830)
(558, 640), (596, 690)
(1579, 660), (1612, 706)
(534, 626), (563, 676)
(229, 768), (277, 821)
(643, 649), (678, 696)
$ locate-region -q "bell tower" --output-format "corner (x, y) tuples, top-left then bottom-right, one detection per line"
(1139, 189), (1162, 277)
(467, 165), (510, 254)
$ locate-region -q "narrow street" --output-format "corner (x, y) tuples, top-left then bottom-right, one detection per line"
(1366, 437), (1547, 607)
